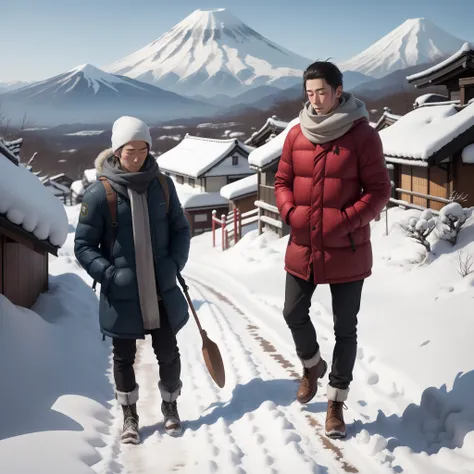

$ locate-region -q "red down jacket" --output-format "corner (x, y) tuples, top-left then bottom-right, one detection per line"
(274, 118), (391, 284)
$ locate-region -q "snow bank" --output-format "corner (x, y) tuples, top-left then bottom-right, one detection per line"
(64, 130), (104, 136)
(379, 103), (474, 160)
(0, 151), (68, 247)
(220, 174), (258, 200)
(0, 217), (113, 473)
(248, 117), (300, 169)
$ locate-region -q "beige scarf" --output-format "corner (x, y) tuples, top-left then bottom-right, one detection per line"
(299, 92), (369, 144)
(128, 188), (160, 330)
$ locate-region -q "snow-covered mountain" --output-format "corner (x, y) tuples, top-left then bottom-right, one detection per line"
(104, 8), (313, 98)
(339, 18), (466, 78)
(0, 64), (217, 127)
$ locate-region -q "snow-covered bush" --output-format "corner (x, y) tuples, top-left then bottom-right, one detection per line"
(399, 209), (437, 252)
(437, 202), (472, 245)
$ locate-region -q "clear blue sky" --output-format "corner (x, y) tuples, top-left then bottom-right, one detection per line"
(1, 0), (473, 82)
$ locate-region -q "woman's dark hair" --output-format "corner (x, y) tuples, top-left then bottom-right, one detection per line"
(303, 60), (343, 91)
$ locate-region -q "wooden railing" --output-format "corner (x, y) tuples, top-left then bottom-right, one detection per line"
(211, 207), (259, 250)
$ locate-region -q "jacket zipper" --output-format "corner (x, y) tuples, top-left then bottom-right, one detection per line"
(342, 209), (356, 252)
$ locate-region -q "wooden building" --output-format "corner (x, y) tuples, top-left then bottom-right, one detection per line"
(220, 174), (258, 213)
(0, 137), (23, 161)
(373, 108), (401, 131)
(407, 42), (474, 105)
(377, 43), (474, 211)
(244, 116), (289, 148)
(0, 142), (62, 308)
(158, 134), (255, 235)
(248, 118), (299, 236)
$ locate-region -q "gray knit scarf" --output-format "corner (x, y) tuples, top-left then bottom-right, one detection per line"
(99, 154), (161, 330)
(299, 92), (369, 144)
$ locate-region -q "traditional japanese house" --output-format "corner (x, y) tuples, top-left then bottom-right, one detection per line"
(244, 116), (289, 148)
(248, 118), (299, 236)
(0, 143), (67, 308)
(378, 43), (474, 211)
(157, 134), (254, 235)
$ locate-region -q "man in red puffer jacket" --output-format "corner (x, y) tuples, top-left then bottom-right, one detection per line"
(275, 61), (391, 439)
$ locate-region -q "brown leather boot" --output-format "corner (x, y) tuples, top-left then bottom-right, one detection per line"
(296, 356), (327, 404)
(325, 401), (347, 438)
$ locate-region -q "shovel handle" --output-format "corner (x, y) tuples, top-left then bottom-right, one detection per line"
(177, 273), (204, 334)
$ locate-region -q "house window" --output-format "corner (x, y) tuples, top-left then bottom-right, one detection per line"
(232, 155), (239, 166)
(188, 178), (195, 187)
(194, 213), (208, 223)
(176, 175), (184, 184)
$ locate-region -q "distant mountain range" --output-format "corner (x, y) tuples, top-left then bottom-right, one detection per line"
(0, 64), (217, 127)
(0, 11), (467, 127)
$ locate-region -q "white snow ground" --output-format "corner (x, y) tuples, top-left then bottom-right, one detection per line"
(1, 204), (473, 473)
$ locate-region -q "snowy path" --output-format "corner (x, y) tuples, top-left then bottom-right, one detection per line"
(91, 276), (374, 474)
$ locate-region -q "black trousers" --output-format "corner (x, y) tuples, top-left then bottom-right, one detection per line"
(283, 272), (364, 390)
(112, 301), (181, 395)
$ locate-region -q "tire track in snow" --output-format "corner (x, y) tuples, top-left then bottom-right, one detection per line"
(189, 278), (351, 473)
(188, 276), (360, 474)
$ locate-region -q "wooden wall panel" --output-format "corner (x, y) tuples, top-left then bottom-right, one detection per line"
(400, 165), (412, 203)
(3, 241), (48, 308)
(412, 167), (428, 207)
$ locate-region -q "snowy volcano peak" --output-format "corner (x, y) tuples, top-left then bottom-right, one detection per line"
(104, 8), (312, 97)
(67, 63), (127, 90)
(180, 8), (244, 30)
(339, 17), (466, 78)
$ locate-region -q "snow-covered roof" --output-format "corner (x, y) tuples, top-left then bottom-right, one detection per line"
(462, 143), (474, 164)
(248, 117), (300, 169)
(244, 116), (289, 145)
(173, 181), (228, 210)
(373, 110), (401, 131)
(157, 135), (253, 178)
(379, 102), (474, 161)
(84, 168), (96, 183)
(220, 174), (258, 200)
(414, 93), (449, 108)
(1, 137), (23, 157)
(0, 140), (19, 164)
(0, 150), (68, 247)
(70, 180), (85, 196)
(407, 42), (473, 82)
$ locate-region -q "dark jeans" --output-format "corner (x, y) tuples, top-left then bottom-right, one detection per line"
(112, 301), (181, 395)
(283, 272), (364, 390)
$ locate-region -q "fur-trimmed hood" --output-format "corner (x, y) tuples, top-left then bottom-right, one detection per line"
(95, 148), (114, 173)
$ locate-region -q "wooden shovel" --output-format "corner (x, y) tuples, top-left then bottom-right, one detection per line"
(177, 273), (226, 388)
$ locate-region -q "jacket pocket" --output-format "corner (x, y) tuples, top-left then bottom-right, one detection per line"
(342, 209), (356, 252)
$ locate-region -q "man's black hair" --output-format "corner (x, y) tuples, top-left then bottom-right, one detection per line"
(303, 59), (343, 91)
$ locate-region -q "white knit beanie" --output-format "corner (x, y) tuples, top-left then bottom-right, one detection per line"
(111, 116), (152, 152)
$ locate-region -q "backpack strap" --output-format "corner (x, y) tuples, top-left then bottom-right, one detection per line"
(157, 172), (170, 213)
(99, 177), (118, 242)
